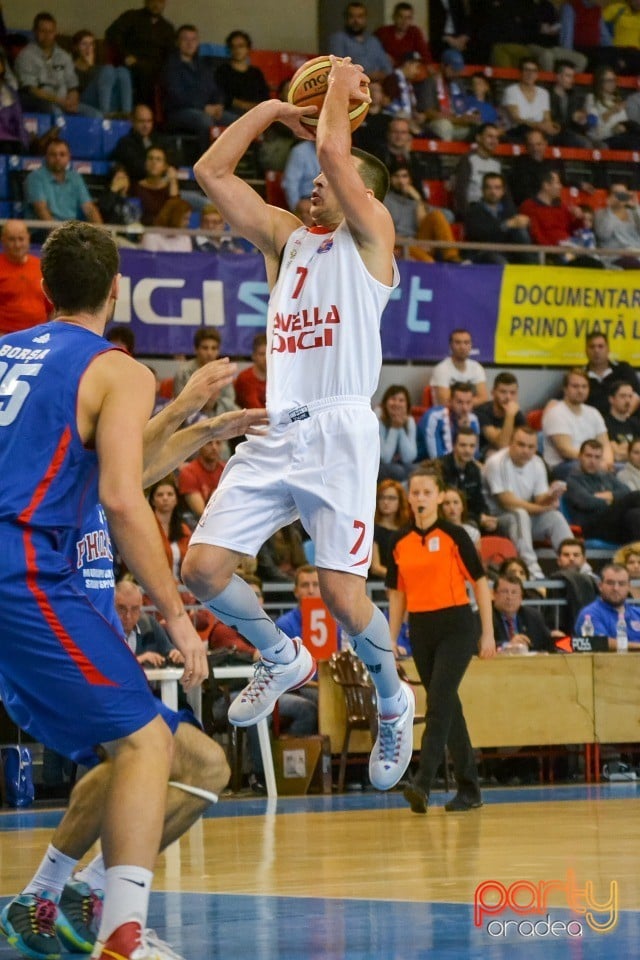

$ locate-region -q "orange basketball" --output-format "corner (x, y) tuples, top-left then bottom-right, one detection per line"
(287, 55), (370, 133)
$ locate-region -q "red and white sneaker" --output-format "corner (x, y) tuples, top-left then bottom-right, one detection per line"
(228, 638), (316, 726)
(90, 921), (185, 960)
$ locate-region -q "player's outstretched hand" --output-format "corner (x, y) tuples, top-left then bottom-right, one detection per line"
(279, 102), (318, 140)
(328, 55), (371, 103)
(164, 613), (209, 690)
(181, 357), (238, 413)
(207, 407), (270, 441)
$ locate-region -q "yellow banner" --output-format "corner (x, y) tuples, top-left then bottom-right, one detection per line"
(495, 266), (640, 366)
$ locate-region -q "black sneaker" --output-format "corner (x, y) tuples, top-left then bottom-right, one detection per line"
(403, 782), (429, 814)
(0, 893), (60, 958)
(444, 793), (483, 812)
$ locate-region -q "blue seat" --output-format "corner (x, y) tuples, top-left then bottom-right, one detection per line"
(22, 113), (51, 141)
(559, 496), (617, 552)
(0, 157), (8, 200)
(102, 119), (131, 158)
(198, 42), (228, 58)
(0, 200), (14, 217)
(303, 540), (315, 564)
(55, 116), (104, 160)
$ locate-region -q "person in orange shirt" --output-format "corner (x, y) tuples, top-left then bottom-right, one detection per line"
(234, 332), (267, 409)
(0, 221), (50, 335)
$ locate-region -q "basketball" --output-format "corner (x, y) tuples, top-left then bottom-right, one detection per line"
(287, 56), (370, 133)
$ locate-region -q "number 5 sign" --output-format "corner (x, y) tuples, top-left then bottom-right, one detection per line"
(301, 597), (338, 660)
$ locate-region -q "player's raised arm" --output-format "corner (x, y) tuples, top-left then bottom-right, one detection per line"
(316, 56), (395, 283)
(193, 100), (316, 271)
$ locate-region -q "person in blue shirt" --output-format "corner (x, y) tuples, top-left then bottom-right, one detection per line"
(417, 381), (480, 460)
(329, 1), (393, 81)
(575, 562), (640, 650)
(24, 138), (102, 223)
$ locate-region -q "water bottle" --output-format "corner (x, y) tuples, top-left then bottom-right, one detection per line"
(581, 614), (594, 638)
(616, 612), (628, 654)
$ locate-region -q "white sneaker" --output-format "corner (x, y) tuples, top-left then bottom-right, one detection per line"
(369, 682), (415, 790)
(145, 929), (186, 959)
(91, 921), (185, 959)
(227, 638), (316, 727)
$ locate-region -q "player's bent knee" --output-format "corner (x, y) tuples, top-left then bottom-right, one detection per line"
(181, 545), (234, 601)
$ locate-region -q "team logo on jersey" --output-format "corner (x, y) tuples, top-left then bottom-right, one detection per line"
(32, 333), (50, 344)
(315, 237), (334, 255)
(272, 305), (340, 354)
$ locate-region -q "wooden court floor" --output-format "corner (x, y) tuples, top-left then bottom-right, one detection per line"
(0, 783), (639, 959)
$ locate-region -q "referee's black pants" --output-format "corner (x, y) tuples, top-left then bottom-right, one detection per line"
(409, 604), (480, 797)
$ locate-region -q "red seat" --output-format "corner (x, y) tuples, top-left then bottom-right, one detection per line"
(478, 536), (517, 569)
(264, 170), (288, 209)
(159, 376), (174, 400)
(422, 179), (449, 208)
(526, 408), (543, 431)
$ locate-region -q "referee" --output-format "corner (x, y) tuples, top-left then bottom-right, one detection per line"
(387, 464), (496, 814)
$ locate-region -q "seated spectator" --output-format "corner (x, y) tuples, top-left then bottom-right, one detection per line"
(274, 564), (321, 638)
(0, 50), (27, 154)
(464, 172), (534, 265)
(328, 2), (392, 82)
(439, 486), (480, 545)
(471, 0), (530, 65)
(0, 221), (49, 335)
(382, 51), (427, 134)
(566, 438), (640, 543)
(453, 122), (503, 218)
(618, 437), (640, 491)
(351, 79), (392, 154)
(554, 536), (598, 579)
(174, 328), (236, 404)
(524, 0), (588, 73)
(438, 426), (498, 533)
(594, 183), (640, 268)
(550, 60), (591, 148)
(497, 556), (545, 600)
(111, 104), (161, 182)
(106, 0), (175, 106)
(571, 204), (597, 252)
(216, 30), (270, 120)
(574, 562), (640, 649)
(502, 58), (559, 143)
(421, 49), (477, 142)
(129, 146), (181, 226)
(371, 115), (442, 185)
(141, 197), (193, 252)
(71, 29), (132, 118)
(464, 73), (501, 126)
(257, 79), (296, 172)
(375, 2), (431, 67)
(430, 328), (488, 407)
(605, 381), (640, 464)
(559, 0), (609, 64)
(24, 139), (103, 224)
(115, 579), (185, 667)
(613, 542), (640, 598)
(385, 163), (460, 263)
(520, 168), (588, 250)
(234, 333), (267, 410)
(583, 67), (640, 149)
(177, 439), (226, 520)
(584, 330), (640, 416)
(476, 371), (527, 459)
(99, 169), (143, 230)
(162, 24), (225, 155)
(492, 573), (553, 651)
(484, 425), (573, 580)
(282, 140), (320, 214)
(192, 204), (253, 253)
(602, 1), (640, 75)
(548, 537), (599, 636)
(257, 522), (307, 584)
(417, 381), (480, 460)
(15, 12), (93, 118)
(427, 0), (469, 63)
(542, 368), (613, 478)
(378, 384), (418, 483)
(105, 324), (136, 355)
(370, 479), (411, 579)
(507, 129), (552, 207)
(148, 477), (192, 578)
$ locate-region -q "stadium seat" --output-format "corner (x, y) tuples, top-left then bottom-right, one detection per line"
(422, 179), (449, 207)
(102, 118), (131, 158)
(158, 377), (175, 400)
(22, 113), (51, 142)
(264, 170), (288, 209)
(0, 157), (8, 200)
(558, 495), (617, 550)
(477, 536), (517, 569)
(411, 385), (432, 423)
(526, 409), (543, 431)
(55, 115), (104, 160)
(0, 200), (14, 218)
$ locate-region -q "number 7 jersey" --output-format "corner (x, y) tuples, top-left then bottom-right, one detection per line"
(266, 221), (399, 418)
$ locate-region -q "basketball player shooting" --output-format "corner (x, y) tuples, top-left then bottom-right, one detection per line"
(183, 55), (415, 790)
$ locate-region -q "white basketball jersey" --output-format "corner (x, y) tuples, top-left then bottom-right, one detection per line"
(266, 221), (399, 416)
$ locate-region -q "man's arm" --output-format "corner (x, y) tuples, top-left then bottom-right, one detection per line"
(81, 201), (103, 224)
(547, 432), (580, 461)
(482, 403), (521, 450)
(496, 490), (546, 515)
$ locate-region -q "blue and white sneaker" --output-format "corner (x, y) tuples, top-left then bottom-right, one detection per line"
(228, 638), (316, 727)
(369, 682), (415, 790)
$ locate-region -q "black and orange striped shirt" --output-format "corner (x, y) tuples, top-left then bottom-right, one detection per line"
(385, 519), (484, 613)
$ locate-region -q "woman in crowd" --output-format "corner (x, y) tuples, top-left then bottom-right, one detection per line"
(497, 556), (544, 600)
(387, 463), (495, 815)
(148, 477), (192, 579)
(378, 384), (418, 484)
(71, 29), (132, 117)
(370, 479), (411, 580)
(613, 543), (640, 600)
(142, 197), (193, 252)
(584, 67), (640, 149)
(216, 30), (270, 120)
(257, 522), (307, 584)
(439, 487), (480, 545)
(130, 146), (181, 226)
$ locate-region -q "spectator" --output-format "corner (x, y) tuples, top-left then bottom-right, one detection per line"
(130, 145), (180, 226)
(602, 1), (640, 75)
(453, 122), (502, 218)
(550, 60), (591, 148)
(464, 73), (501, 126)
(274, 564), (322, 638)
(507, 129), (552, 206)
(352, 79), (392, 153)
(439, 487), (480, 545)
(476, 371), (527, 459)
(566, 438), (640, 543)
(115, 579), (185, 667)
(427, 0), (470, 63)
(111, 104), (162, 182)
(555, 536), (597, 578)
(547, 537), (599, 637)
(583, 330), (640, 417)
(502, 57), (559, 142)
(583, 67), (640, 148)
(192, 204), (253, 254)
(525, 0), (588, 73)
(559, 0), (609, 60)
(162, 24), (225, 154)
(618, 437), (640, 491)
(574, 562), (640, 649)
(430, 329), (488, 407)
(371, 115), (442, 186)
(417, 381), (480, 460)
(257, 522), (307, 584)
(174, 328), (235, 405)
(105, 0), (175, 106)
(613, 541), (640, 597)
(384, 163), (460, 263)
(282, 140), (320, 213)
(484, 425), (573, 579)
(375, 2), (431, 67)
(15, 12), (90, 118)
(520, 168), (587, 249)
(24, 139), (102, 224)
(105, 325), (136, 355)
(216, 30), (270, 119)
(71, 30), (132, 118)
(464, 172), (534, 265)
(328, 2), (392, 82)
(594, 183), (640, 268)
(370, 479), (411, 579)
(178, 439), (226, 519)
(543, 368), (613, 478)
(148, 477), (192, 578)
(141, 196), (193, 252)
(378, 384), (418, 483)
(438, 426), (498, 533)
(0, 221), (49, 335)
(382, 51), (427, 134)
(497, 556), (545, 600)
(98, 168), (143, 230)
(234, 333), (267, 410)
(605, 381), (640, 463)
(470, 0), (530, 64)
(0, 49), (27, 154)
(492, 574), (553, 651)
(421, 49), (477, 142)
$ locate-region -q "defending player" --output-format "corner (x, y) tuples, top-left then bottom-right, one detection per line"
(182, 55), (415, 791)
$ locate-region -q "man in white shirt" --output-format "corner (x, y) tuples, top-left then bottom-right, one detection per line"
(485, 425), (573, 579)
(502, 57), (558, 142)
(430, 328), (488, 407)
(542, 368), (613, 479)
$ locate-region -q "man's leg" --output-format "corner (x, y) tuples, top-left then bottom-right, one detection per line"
(530, 510), (573, 551)
(498, 508), (545, 579)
